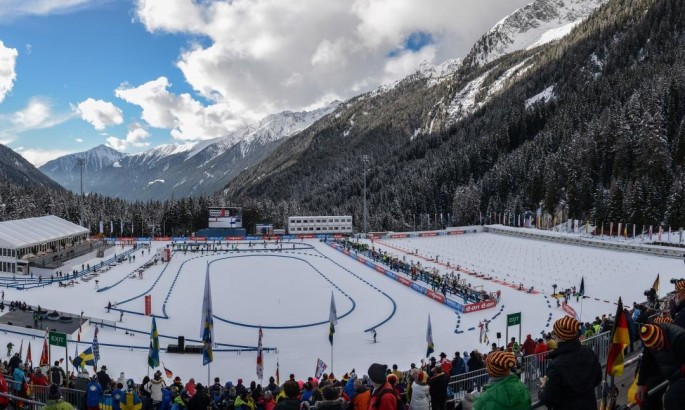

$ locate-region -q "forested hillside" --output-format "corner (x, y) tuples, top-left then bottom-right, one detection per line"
(223, 0), (685, 231)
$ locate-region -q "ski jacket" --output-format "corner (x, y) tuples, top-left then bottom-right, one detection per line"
(473, 375), (530, 410)
(408, 383), (429, 410)
(537, 339), (601, 410)
(86, 381), (104, 407)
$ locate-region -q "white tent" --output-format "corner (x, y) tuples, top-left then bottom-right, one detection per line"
(0, 215), (89, 252)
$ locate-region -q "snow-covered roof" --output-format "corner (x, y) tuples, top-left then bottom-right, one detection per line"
(0, 215), (89, 249)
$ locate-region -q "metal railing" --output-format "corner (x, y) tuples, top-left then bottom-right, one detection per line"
(447, 330), (613, 405)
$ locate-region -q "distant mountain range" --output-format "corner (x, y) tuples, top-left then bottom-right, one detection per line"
(0, 144), (64, 190)
(39, 103), (338, 200)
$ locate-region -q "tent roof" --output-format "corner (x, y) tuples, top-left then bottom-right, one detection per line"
(0, 215), (89, 249)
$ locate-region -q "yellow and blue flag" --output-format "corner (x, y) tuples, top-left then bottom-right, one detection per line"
(201, 269), (214, 365)
(426, 315), (434, 358)
(148, 316), (160, 368)
(72, 347), (95, 369)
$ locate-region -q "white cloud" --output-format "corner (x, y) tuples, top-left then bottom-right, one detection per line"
(0, 41), (18, 103)
(15, 147), (75, 167)
(115, 77), (247, 141)
(75, 138), (83, 143)
(133, 0), (532, 120)
(0, 97), (75, 143)
(75, 98), (124, 130)
(0, 0), (95, 20)
(105, 122), (151, 151)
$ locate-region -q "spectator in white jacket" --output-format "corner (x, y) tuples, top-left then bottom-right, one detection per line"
(409, 371), (430, 410)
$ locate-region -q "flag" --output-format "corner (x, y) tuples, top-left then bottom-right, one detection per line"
(328, 292), (337, 345)
(579, 277), (585, 296)
(256, 327), (264, 380)
(606, 298), (630, 376)
(652, 274), (660, 294)
(93, 327), (101, 368)
(72, 347), (96, 369)
(121, 391), (143, 410)
(163, 363), (173, 379)
(40, 335), (49, 367)
(200, 269), (214, 365)
(19, 339), (23, 357)
(315, 358), (328, 378)
(561, 302), (579, 320)
(148, 317), (160, 368)
(426, 314), (434, 357)
(276, 361), (280, 385)
(25, 343), (32, 365)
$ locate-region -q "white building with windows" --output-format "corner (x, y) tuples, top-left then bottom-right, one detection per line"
(0, 215), (89, 274)
(288, 216), (353, 234)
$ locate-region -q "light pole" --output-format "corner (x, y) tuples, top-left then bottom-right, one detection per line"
(362, 155), (368, 234)
(77, 158), (86, 227)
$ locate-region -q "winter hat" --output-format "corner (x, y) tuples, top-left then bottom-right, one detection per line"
(387, 374), (398, 385)
(676, 280), (685, 296)
(640, 325), (664, 348)
(485, 351), (517, 378)
(367, 363), (387, 385)
(322, 385), (339, 401)
(283, 380), (300, 398)
(553, 317), (581, 341)
(49, 384), (61, 400)
(653, 317), (673, 324)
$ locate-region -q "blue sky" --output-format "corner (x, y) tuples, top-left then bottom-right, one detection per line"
(0, 0), (532, 166)
(0, 1), (196, 164)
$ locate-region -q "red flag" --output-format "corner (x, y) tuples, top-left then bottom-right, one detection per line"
(26, 343), (32, 366)
(256, 327), (264, 380)
(40, 336), (49, 367)
(606, 298), (630, 376)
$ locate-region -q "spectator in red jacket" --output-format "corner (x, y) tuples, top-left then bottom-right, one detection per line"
(521, 334), (537, 356)
(367, 364), (397, 410)
(31, 368), (50, 387)
(0, 365), (9, 410)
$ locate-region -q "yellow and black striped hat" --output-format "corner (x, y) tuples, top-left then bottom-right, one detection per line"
(640, 324), (664, 348)
(485, 351), (517, 378)
(553, 316), (581, 341)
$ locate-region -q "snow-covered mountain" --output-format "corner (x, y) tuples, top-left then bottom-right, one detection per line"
(40, 145), (127, 191)
(464, 0), (607, 67)
(0, 143), (64, 190)
(39, 103), (339, 200)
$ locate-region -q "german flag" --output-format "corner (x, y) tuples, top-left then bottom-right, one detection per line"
(606, 297), (630, 376)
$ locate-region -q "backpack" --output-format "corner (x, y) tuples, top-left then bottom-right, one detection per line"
(373, 388), (405, 410)
(50, 367), (64, 385)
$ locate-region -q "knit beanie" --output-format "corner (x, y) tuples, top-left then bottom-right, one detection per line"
(283, 380), (300, 398)
(49, 384), (61, 400)
(485, 351), (517, 378)
(367, 363), (387, 385)
(653, 316), (673, 324)
(640, 325), (664, 348)
(553, 317), (581, 341)
(676, 280), (685, 296)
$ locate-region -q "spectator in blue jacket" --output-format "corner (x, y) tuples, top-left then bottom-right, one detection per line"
(86, 376), (104, 410)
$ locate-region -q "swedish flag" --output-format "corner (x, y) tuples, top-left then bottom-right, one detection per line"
(72, 347), (95, 369)
(426, 315), (434, 358)
(148, 316), (160, 368)
(120, 392), (143, 410)
(201, 269), (214, 365)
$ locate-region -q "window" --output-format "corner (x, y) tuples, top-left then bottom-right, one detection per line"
(296, 220), (301, 223)
(316, 227), (321, 231)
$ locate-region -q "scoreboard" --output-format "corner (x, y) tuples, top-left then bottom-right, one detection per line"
(208, 207), (242, 228)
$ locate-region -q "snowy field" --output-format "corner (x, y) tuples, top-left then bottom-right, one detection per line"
(0, 234), (682, 386)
